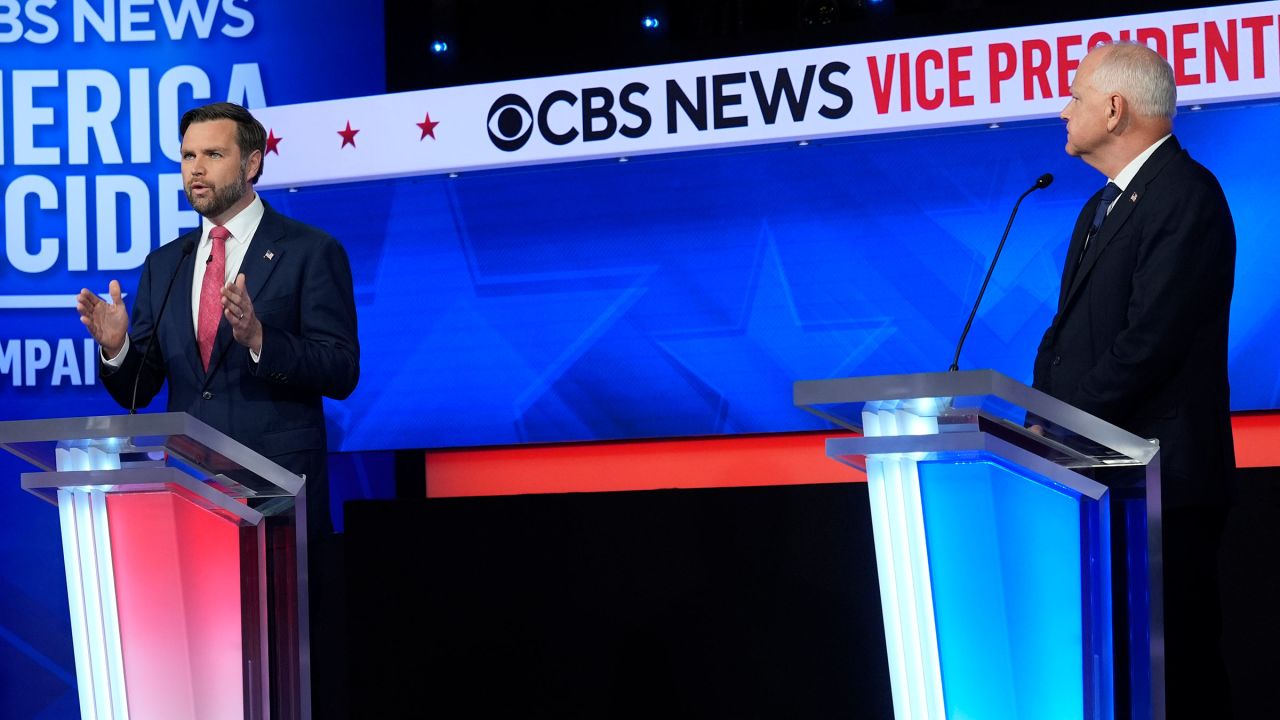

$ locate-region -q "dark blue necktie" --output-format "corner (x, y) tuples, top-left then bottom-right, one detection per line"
(1079, 182), (1122, 265)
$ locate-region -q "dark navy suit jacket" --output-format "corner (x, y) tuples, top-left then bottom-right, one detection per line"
(1033, 136), (1235, 509)
(102, 201), (360, 528)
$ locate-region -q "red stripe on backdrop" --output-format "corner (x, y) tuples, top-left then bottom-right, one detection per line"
(1233, 411), (1280, 468)
(424, 412), (1280, 498)
(425, 432), (864, 498)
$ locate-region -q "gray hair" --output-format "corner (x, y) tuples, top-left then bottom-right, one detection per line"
(1089, 41), (1177, 120)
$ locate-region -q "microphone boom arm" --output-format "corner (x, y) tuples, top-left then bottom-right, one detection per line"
(948, 173), (1052, 372)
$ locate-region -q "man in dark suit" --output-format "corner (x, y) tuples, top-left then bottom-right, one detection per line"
(76, 102), (359, 718)
(1033, 43), (1235, 715)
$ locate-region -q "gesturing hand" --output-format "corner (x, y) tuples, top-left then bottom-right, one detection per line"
(77, 280), (129, 357)
(221, 274), (263, 355)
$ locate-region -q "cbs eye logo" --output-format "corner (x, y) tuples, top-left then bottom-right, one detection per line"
(487, 94), (534, 152)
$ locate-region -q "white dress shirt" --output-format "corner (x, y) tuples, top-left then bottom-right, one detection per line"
(1105, 134), (1172, 214)
(105, 194), (265, 366)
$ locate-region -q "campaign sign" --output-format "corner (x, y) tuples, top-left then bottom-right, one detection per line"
(0, 0), (384, 419)
(0, 3), (383, 716)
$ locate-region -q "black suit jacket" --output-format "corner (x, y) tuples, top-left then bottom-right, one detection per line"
(102, 201), (360, 529)
(1033, 136), (1235, 509)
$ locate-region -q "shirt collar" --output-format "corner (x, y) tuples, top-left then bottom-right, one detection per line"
(1110, 134), (1172, 192)
(200, 192), (264, 247)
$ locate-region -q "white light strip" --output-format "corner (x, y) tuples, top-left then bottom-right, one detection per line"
(894, 408), (944, 718)
(58, 490), (98, 720)
(90, 491), (130, 719)
(879, 411), (927, 716)
(863, 408), (946, 719)
(882, 450), (928, 715)
(899, 456), (946, 717)
(866, 457), (911, 719)
(72, 491), (114, 718)
(897, 407), (939, 437)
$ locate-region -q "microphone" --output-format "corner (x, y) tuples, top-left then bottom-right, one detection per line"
(129, 239), (196, 414)
(948, 173), (1053, 372)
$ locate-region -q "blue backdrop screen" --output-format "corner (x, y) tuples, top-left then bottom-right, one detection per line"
(0, 0), (385, 422)
(0, 4), (385, 716)
(260, 100), (1279, 451)
(2, 11), (1276, 715)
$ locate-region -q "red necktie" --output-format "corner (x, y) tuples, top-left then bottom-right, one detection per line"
(197, 226), (229, 370)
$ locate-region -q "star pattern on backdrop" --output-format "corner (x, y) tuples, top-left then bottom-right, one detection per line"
(417, 113), (440, 140)
(265, 129), (282, 155)
(655, 223), (894, 433)
(338, 121), (359, 148)
(343, 183), (657, 449)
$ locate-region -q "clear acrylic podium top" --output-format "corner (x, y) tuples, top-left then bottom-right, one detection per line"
(794, 370), (1158, 470)
(0, 412), (303, 506)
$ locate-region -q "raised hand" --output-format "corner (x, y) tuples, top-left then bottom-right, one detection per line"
(221, 273), (263, 354)
(77, 280), (129, 357)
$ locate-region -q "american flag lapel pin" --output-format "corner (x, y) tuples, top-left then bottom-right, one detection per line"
(264, 250), (275, 261)
(1129, 191), (1138, 203)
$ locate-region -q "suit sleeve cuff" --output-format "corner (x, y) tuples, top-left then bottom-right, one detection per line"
(101, 336), (130, 369)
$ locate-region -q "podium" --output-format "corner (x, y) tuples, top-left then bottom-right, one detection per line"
(795, 370), (1163, 720)
(0, 412), (309, 720)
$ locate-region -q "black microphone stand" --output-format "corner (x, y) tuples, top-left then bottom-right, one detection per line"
(129, 240), (196, 414)
(948, 173), (1053, 372)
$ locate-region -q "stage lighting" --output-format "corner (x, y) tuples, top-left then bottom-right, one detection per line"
(431, 40), (449, 53)
(801, 1), (839, 26)
(641, 16), (660, 30)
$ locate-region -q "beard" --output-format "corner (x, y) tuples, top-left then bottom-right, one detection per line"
(185, 171), (248, 220)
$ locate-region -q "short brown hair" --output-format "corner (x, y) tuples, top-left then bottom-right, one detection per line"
(179, 102), (267, 183)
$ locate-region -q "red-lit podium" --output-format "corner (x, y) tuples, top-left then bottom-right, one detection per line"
(0, 413), (309, 720)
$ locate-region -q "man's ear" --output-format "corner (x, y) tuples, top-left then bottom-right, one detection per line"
(246, 149), (263, 184)
(1106, 94), (1127, 132)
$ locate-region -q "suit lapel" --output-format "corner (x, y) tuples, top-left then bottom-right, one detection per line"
(1061, 136), (1184, 311)
(203, 203), (287, 382)
(1068, 186), (1140, 296)
(1058, 193), (1099, 312)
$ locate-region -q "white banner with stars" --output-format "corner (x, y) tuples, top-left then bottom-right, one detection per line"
(253, 2), (1280, 189)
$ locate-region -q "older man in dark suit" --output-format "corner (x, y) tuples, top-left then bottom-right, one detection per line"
(77, 102), (359, 718)
(1033, 42), (1235, 716)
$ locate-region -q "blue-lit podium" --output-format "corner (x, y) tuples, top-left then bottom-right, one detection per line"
(795, 371), (1163, 720)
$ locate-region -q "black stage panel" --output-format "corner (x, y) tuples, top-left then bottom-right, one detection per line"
(346, 483), (893, 718)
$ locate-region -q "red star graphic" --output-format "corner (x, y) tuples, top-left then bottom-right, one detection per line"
(338, 121), (359, 148)
(417, 112), (440, 140)
(265, 129), (282, 155)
